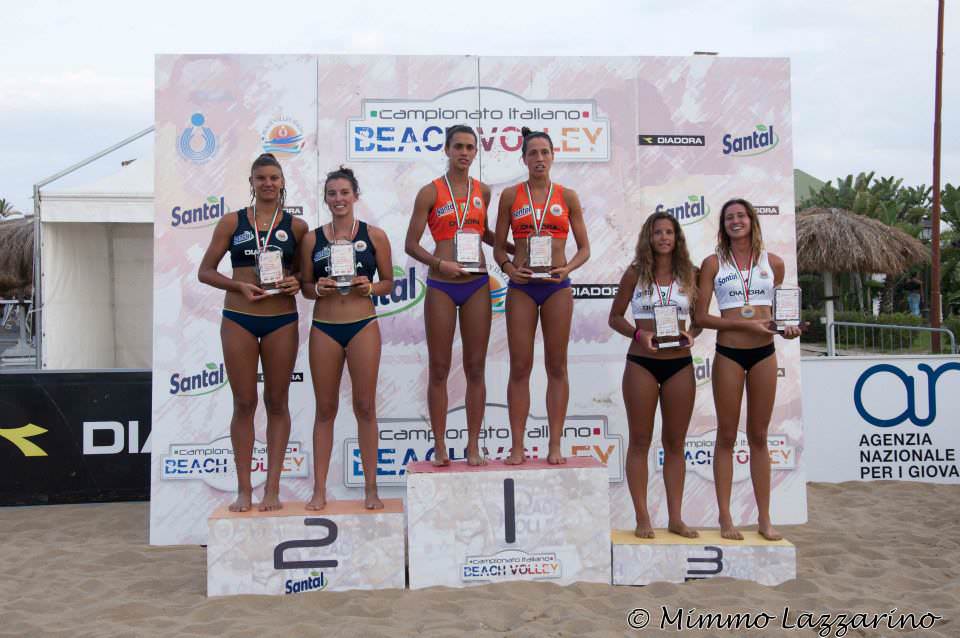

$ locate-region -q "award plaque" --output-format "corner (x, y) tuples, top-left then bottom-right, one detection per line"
(256, 245), (284, 295)
(454, 230), (484, 273)
(773, 287), (801, 331)
(652, 304), (682, 349)
(528, 234), (553, 279)
(330, 240), (357, 293)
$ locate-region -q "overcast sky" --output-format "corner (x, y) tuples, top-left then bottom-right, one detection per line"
(1, 0), (956, 212)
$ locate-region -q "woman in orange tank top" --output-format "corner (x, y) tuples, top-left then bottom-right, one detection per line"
(493, 127), (590, 465)
(404, 125), (508, 466)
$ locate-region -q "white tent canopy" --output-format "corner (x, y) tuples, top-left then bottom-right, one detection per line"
(40, 153), (153, 369)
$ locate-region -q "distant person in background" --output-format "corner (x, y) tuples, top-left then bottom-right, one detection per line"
(904, 275), (922, 317)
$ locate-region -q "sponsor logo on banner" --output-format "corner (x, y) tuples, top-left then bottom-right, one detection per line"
(347, 87), (609, 183)
(462, 549), (561, 583)
(638, 134), (705, 146)
(655, 195), (710, 225)
(693, 356), (712, 387)
(171, 196), (227, 228)
(178, 112), (218, 163)
(489, 271), (508, 314)
(0, 423), (48, 457)
(283, 205), (304, 217)
(572, 284), (619, 299)
(373, 266), (426, 317)
(756, 205), (780, 215)
(657, 430), (795, 482)
(344, 404), (623, 486)
(83, 421), (151, 455)
(169, 363), (228, 396)
(257, 371), (305, 383)
(285, 571), (328, 594)
(722, 124), (778, 156)
(261, 117), (305, 156)
(160, 435), (309, 490)
(854, 362), (960, 427)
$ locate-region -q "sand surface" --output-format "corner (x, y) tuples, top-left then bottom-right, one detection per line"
(1, 482), (957, 637)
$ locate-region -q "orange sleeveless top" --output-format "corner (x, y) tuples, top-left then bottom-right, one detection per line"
(509, 182), (569, 240)
(428, 177), (486, 242)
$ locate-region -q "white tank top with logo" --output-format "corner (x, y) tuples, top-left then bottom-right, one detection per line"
(631, 279), (690, 320)
(713, 250), (775, 310)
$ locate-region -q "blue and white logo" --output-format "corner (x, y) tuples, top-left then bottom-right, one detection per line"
(178, 112), (218, 163)
(854, 362), (960, 427)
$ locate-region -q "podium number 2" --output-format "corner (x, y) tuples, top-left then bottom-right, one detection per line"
(504, 479), (516, 544)
(273, 518), (339, 570)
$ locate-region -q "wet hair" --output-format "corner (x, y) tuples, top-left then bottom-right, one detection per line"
(250, 152), (285, 211)
(520, 127), (554, 156)
(632, 212), (698, 308)
(324, 165), (360, 195)
(716, 198), (764, 265)
(444, 125), (478, 149)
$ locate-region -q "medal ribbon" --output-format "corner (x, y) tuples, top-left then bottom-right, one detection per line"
(328, 219), (358, 242)
(253, 203), (282, 255)
(653, 280), (675, 307)
(524, 181), (554, 236)
(443, 174), (474, 231)
(733, 253), (754, 305)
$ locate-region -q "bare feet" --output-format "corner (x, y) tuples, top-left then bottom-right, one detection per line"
(720, 524), (744, 540)
(305, 489), (327, 511)
(258, 490), (282, 512)
(364, 485), (384, 510)
(758, 522), (783, 541)
(668, 520), (700, 538)
(504, 448), (526, 465)
(634, 524), (655, 539)
(228, 490), (253, 513)
(431, 446), (450, 467)
(547, 442), (566, 465)
(466, 445), (487, 466)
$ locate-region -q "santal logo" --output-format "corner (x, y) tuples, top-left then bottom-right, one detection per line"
(285, 570), (327, 595)
(261, 117), (305, 157)
(655, 195), (710, 225)
(348, 87), (609, 184)
(178, 112), (217, 163)
(373, 266), (426, 317)
(171, 196), (226, 228)
(693, 356), (712, 387)
(169, 362), (227, 396)
(722, 124), (778, 156)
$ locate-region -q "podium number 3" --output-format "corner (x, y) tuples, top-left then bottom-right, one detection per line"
(273, 518), (339, 570)
(504, 479), (516, 544)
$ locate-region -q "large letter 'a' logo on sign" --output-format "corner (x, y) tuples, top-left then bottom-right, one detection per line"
(854, 362), (960, 427)
(0, 423), (48, 457)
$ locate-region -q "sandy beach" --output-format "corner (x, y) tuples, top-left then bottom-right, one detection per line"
(1, 481), (957, 638)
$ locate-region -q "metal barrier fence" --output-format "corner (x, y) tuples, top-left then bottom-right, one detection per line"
(827, 320), (957, 356)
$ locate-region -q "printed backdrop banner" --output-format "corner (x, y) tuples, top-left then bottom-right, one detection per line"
(152, 55), (805, 545)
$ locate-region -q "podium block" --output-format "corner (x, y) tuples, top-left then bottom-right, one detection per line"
(611, 529), (796, 586)
(207, 500), (405, 596)
(407, 458), (611, 589)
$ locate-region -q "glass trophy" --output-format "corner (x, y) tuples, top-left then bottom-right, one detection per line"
(528, 234), (553, 279)
(256, 245), (284, 295)
(652, 304), (683, 349)
(454, 230), (484, 273)
(329, 240), (357, 295)
(773, 287), (802, 331)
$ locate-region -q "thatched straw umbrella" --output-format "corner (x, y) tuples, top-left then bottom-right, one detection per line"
(0, 217), (33, 299)
(796, 207), (929, 353)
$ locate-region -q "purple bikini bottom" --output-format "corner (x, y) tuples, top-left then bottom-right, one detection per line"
(426, 275), (489, 307)
(508, 278), (571, 307)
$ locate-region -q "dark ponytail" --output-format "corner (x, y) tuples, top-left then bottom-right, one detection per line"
(324, 165), (360, 195)
(520, 127), (553, 156)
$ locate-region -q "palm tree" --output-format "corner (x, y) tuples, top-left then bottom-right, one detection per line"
(0, 198), (17, 218)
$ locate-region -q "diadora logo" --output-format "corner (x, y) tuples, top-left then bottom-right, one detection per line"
(348, 87), (609, 183)
(756, 205), (780, 216)
(693, 356), (712, 387)
(854, 362), (960, 427)
(638, 134), (705, 147)
(233, 230), (255, 246)
(171, 196), (227, 228)
(571, 284), (619, 299)
(0, 423), (48, 457)
(284, 206), (304, 217)
(261, 116), (305, 157)
(372, 266), (426, 317)
(169, 362), (228, 397)
(655, 195), (710, 225)
(178, 112), (218, 163)
(722, 124), (778, 156)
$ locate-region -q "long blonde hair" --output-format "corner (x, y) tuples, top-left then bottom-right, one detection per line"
(632, 212), (698, 307)
(716, 198), (764, 266)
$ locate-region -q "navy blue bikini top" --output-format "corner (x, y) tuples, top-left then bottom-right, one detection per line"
(229, 209), (296, 269)
(312, 221), (378, 280)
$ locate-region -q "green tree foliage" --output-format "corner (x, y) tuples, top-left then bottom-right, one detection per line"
(0, 198), (18, 218)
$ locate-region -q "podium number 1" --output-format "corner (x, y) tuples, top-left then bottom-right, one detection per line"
(504, 478), (516, 544)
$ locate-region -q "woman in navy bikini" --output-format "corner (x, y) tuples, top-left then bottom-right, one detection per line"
(405, 125), (507, 466)
(198, 152), (308, 512)
(695, 198), (801, 541)
(300, 167), (393, 510)
(493, 127), (590, 465)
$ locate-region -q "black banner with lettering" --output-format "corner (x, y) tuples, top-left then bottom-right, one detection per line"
(0, 370), (150, 505)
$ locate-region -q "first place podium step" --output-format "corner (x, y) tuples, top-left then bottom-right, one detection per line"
(406, 457), (612, 589)
(207, 499), (405, 596)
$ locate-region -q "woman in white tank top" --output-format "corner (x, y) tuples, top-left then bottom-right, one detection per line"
(694, 199), (802, 541)
(609, 212), (701, 539)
